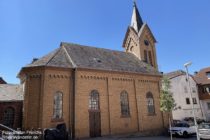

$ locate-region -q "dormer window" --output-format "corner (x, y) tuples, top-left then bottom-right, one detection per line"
(206, 72), (210, 79)
(93, 58), (102, 63)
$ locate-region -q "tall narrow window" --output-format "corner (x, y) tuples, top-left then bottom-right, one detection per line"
(89, 90), (99, 110)
(144, 50), (148, 63)
(146, 92), (155, 115)
(2, 107), (15, 128)
(186, 98), (190, 104)
(206, 87), (210, 93)
(53, 92), (63, 119)
(193, 98), (197, 104)
(148, 51), (153, 66)
(207, 102), (210, 110)
(206, 72), (210, 79)
(120, 91), (130, 116)
(192, 87), (196, 93)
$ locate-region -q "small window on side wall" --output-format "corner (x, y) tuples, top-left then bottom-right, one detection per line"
(186, 98), (190, 105)
(146, 92), (155, 115)
(184, 86), (188, 93)
(144, 50), (148, 63)
(192, 98), (197, 104)
(206, 72), (210, 79)
(53, 92), (63, 119)
(207, 102), (210, 110)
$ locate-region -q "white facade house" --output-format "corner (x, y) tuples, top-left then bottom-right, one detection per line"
(165, 70), (203, 121)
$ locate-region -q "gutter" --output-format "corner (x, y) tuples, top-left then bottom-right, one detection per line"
(71, 68), (76, 139)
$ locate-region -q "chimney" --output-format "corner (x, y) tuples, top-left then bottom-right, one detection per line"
(31, 58), (38, 63)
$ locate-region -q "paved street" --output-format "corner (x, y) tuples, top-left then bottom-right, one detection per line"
(82, 136), (196, 140)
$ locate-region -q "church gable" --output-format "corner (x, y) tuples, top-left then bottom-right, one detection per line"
(122, 27), (140, 58)
(138, 24), (158, 68)
(138, 24), (156, 44)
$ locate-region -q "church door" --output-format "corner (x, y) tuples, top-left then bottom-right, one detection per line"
(89, 90), (101, 137)
(89, 111), (101, 137)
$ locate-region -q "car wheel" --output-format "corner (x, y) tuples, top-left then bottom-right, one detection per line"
(183, 131), (188, 138)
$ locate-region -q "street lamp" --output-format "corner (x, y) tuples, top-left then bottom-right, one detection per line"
(184, 62), (199, 140)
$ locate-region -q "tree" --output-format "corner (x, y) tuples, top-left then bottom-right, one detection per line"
(160, 76), (176, 140)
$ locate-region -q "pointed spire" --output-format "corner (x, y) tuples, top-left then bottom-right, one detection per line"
(130, 0), (144, 33)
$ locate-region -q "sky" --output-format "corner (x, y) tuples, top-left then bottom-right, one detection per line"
(0, 0), (210, 84)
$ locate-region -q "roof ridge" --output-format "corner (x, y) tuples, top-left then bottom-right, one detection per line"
(61, 42), (125, 54)
(61, 45), (77, 68)
(166, 70), (185, 74)
(45, 47), (61, 66)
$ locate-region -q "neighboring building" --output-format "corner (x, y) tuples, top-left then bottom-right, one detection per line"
(0, 77), (7, 84)
(194, 67), (210, 121)
(165, 70), (203, 121)
(0, 84), (23, 129)
(18, 2), (168, 138)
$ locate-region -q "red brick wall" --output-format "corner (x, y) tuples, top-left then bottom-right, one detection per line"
(0, 101), (23, 129)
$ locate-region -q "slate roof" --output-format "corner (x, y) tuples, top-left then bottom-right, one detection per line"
(0, 84), (23, 101)
(164, 70), (186, 79)
(24, 42), (160, 75)
(194, 67), (210, 85)
(25, 48), (73, 68)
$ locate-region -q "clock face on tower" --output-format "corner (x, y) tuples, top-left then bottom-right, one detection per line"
(144, 40), (150, 46)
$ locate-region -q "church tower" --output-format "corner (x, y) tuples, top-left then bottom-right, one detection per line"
(123, 1), (158, 69)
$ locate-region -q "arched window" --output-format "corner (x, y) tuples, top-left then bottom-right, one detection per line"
(144, 50), (148, 63)
(146, 92), (155, 115)
(2, 107), (15, 128)
(53, 92), (63, 119)
(130, 46), (134, 51)
(89, 90), (99, 110)
(120, 91), (130, 116)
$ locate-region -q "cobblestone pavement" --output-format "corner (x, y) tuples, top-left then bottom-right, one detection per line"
(82, 136), (196, 140)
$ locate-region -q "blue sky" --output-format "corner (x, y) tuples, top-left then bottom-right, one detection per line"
(0, 0), (210, 84)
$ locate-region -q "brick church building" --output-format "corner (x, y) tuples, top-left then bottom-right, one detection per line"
(18, 2), (168, 138)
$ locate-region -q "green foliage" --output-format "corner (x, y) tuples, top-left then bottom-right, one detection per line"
(160, 76), (176, 112)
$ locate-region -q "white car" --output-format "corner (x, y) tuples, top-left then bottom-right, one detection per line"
(169, 122), (196, 137)
(199, 123), (210, 140)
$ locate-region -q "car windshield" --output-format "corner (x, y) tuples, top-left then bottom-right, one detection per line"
(199, 124), (210, 129)
(175, 123), (189, 127)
